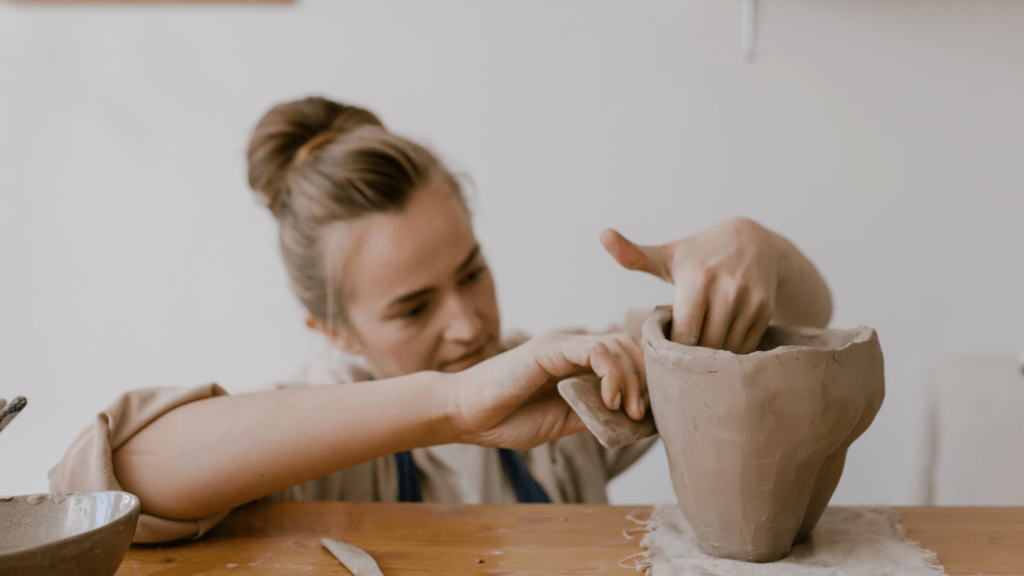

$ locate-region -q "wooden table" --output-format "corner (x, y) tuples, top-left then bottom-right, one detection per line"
(115, 502), (1024, 575)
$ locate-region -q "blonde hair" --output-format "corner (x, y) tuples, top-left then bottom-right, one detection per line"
(246, 96), (464, 328)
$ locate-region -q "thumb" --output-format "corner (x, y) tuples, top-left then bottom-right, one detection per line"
(599, 228), (671, 282)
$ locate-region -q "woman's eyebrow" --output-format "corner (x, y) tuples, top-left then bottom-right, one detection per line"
(387, 287), (434, 309)
(456, 245), (481, 272)
(385, 245), (481, 310)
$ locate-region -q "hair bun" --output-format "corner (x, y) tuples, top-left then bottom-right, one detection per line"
(247, 96), (383, 218)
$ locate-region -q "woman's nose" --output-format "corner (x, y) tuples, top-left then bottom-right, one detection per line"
(441, 293), (483, 343)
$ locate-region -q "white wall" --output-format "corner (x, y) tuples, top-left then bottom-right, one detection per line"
(1, 0), (1021, 507)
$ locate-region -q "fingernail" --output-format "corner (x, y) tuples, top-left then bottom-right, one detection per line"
(638, 396), (647, 418)
(613, 392), (622, 411)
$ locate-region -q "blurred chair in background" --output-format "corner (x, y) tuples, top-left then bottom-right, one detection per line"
(919, 352), (1024, 505)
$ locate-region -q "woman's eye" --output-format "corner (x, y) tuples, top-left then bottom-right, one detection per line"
(402, 303), (428, 319)
(459, 265), (486, 286)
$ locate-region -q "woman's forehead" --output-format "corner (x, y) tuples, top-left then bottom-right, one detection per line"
(333, 184), (478, 307)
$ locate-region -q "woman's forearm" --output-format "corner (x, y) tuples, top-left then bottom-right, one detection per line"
(770, 230), (833, 328)
(112, 371), (457, 521)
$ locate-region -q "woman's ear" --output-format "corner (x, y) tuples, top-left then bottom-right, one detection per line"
(306, 314), (364, 356)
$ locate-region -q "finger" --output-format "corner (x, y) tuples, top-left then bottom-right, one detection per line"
(504, 333), (595, 390)
(738, 308), (772, 355)
(723, 293), (766, 354)
(599, 339), (641, 419)
(588, 341), (627, 411)
(599, 228), (671, 282)
(520, 333), (639, 393)
(586, 337), (644, 420)
(617, 333), (647, 387)
(698, 284), (740, 351)
(621, 357), (644, 421)
(670, 278), (707, 346)
(605, 335), (647, 420)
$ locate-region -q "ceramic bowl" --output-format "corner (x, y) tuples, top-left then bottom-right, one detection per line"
(0, 491), (140, 576)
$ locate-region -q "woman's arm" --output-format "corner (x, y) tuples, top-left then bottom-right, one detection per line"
(113, 372), (454, 521)
(112, 332), (645, 522)
(600, 216), (832, 353)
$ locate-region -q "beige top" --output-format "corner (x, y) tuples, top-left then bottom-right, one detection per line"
(49, 317), (656, 544)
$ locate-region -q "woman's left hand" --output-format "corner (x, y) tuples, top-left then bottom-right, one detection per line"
(601, 216), (831, 354)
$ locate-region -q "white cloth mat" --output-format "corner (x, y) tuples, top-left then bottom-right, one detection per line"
(627, 505), (946, 576)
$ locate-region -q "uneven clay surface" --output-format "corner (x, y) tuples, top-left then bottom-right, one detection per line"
(641, 306), (884, 563)
(557, 375), (657, 449)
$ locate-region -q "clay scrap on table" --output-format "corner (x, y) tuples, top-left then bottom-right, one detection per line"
(641, 305), (884, 563)
(321, 537), (385, 576)
(557, 374), (657, 449)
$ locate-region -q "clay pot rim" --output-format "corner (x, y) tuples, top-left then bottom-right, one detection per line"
(0, 490), (140, 557)
(641, 305), (876, 359)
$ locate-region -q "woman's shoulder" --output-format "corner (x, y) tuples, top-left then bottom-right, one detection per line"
(279, 347), (375, 388)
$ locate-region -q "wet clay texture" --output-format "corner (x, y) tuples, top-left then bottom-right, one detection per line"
(640, 306), (884, 563)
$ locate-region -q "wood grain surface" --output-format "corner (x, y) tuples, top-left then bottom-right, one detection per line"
(114, 502), (1024, 575)
(894, 506), (1024, 576)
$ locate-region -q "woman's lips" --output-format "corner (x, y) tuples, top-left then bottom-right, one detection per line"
(439, 340), (495, 372)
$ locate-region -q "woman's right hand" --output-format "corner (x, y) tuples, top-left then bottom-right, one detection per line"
(449, 332), (647, 450)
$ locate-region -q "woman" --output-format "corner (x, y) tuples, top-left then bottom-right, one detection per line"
(50, 96), (832, 543)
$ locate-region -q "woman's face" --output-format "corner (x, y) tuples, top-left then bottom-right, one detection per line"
(327, 181), (502, 378)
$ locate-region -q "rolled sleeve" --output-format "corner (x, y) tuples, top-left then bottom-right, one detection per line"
(49, 383), (230, 543)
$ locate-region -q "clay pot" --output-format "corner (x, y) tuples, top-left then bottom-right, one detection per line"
(641, 306), (884, 562)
